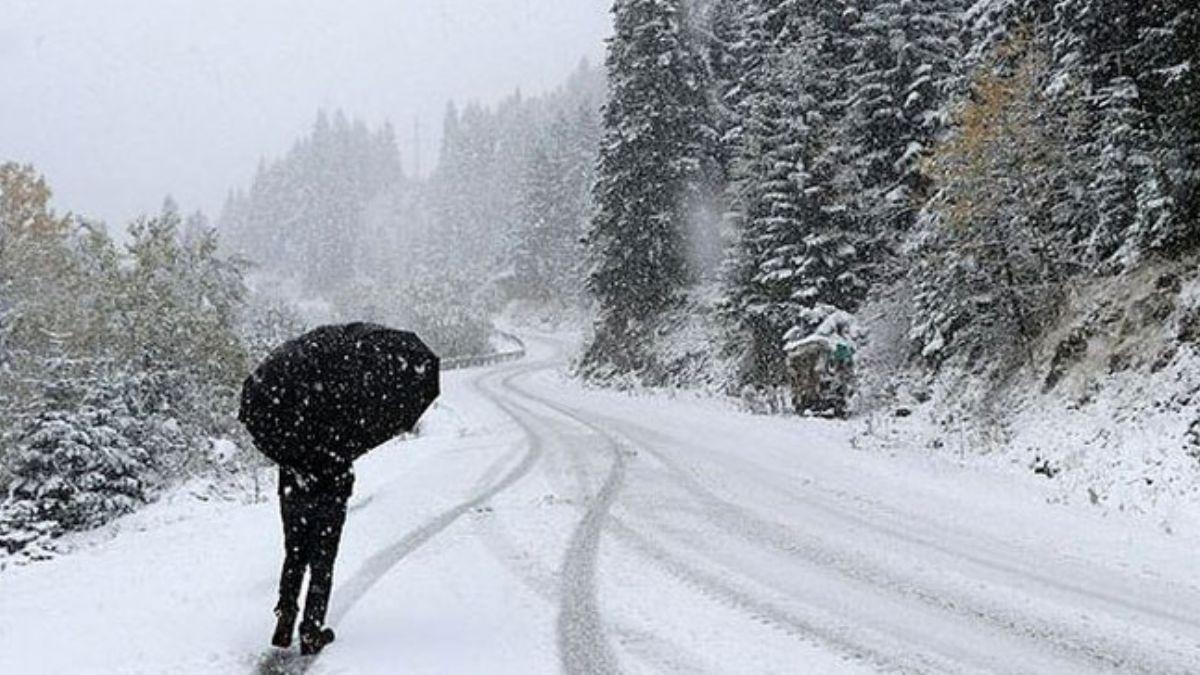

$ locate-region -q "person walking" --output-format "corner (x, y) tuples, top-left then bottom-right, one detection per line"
(270, 460), (355, 656)
(239, 323), (441, 657)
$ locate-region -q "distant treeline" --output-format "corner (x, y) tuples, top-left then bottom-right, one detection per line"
(219, 60), (604, 355)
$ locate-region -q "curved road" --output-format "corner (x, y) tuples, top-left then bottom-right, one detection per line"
(310, 333), (1200, 673)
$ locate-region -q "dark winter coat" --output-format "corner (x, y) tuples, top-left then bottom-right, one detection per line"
(277, 463), (355, 502)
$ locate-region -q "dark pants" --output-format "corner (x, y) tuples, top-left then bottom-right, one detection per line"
(276, 491), (349, 633)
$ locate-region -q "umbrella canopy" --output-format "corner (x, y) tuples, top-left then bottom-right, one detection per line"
(238, 322), (440, 472)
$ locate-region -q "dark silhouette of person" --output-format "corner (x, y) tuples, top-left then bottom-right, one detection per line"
(271, 460), (355, 655)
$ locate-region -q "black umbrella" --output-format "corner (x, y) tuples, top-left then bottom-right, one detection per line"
(238, 322), (440, 473)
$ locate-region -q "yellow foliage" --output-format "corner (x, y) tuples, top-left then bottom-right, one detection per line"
(922, 30), (1074, 233)
(0, 162), (70, 241)
(0, 163), (88, 359)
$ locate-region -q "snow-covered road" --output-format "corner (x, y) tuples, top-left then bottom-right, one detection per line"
(4, 334), (1200, 674)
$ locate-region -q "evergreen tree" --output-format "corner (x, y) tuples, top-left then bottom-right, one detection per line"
(909, 34), (1079, 363)
(582, 0), (717, 373)
(707, 0), (753, 180)
(844, 0), (965, 243)
(1052, 0), (1200, 264)
(722, 1), (807, 385)
(512, 110), (594, 304)
(0, 357), (150, 554)
(720, 1), (869, 387)
(1085, 76), (1155, 263)
(218, 110), (405, 293)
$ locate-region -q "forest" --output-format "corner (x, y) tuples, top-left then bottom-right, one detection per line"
(582, 0), (1197, 394)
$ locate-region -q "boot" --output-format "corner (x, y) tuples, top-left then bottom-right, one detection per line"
(271, 607), (297, 648)
(300, 626), (336, 656)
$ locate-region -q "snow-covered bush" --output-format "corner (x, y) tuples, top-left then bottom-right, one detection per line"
(396, 291), (493, 359)
(0, 359), (147, 554)
(0, 409), (148, 544)
(0, 353), (235, 554)
(783, 309), (862, 418)
(0, 168), (254, 558)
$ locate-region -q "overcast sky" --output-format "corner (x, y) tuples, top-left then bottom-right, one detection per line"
(0, 0), (610, 227)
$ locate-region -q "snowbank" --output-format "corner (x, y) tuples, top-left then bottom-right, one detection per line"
(854, 257), (1200, 531)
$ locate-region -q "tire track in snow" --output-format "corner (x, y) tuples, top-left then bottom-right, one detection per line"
(466, 458), (715, 673)
(605, 517), (937, 674)
(499, 361), (931, 673)
(630, 499), (1186, 674)
(480, 360), (628, 675)
(327, 363), (546, 623)
(326, 442), (537, 623)
(501, 343), (1199, 673)
(493, 382), (922, 673)
(500, 365), (922, 673)
(465, 377), (720, 674)
(598, 412), (1200, 673)
(553, 438), (626, 675)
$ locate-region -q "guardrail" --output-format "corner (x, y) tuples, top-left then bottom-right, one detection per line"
(441, 330), (527, 371)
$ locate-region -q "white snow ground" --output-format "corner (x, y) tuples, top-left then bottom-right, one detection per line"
(4, 334), (1200, 674)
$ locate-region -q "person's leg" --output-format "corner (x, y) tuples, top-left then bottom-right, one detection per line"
(299, 497), (348, 651)
(273, 498), (308, 646)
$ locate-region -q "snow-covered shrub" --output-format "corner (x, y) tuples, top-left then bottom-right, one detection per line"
(0, 359), (243, 557)
(783, 308), (862, 418)
(0, 360), (151, 554)
(0, 408), (149, 540)
(399, 280), (494, 359)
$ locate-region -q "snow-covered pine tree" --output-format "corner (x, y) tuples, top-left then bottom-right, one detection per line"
(1085, 76), (1155, 263)
(722, 1), (804, 386)
(217, 110), (405, 295)
(431, 100), (509, 280)
(719, 1), (869, 388)
(843, 0), (965, 246)
(1171, 0), (1200, 227)
(582, 0), (717, 375)
(513, 112), (586, 304)
(0, 357), (150, 555)
(505, 65), (603, 309)
(707, 0), (753, 181)
(961, 0), (1024, 61)
(1053, 0), (1199, 265)
(1124, 0), (1199, 256)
